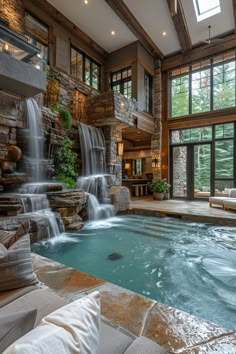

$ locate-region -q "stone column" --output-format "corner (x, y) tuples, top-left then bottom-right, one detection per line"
(151, 64), (162, 179)
(102, 125), (122, 186)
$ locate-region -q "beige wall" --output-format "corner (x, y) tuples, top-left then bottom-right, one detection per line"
(105, 42), (155, 108)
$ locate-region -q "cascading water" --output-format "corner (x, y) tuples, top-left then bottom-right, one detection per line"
(25, 98), (45, 182)
(17, 194), (49, 213)
(13, 98), (64, 238)
(78, 123), (114, 220)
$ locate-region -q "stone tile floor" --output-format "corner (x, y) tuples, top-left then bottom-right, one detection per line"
(130, 197), (236, 225)
(32, 253), (236, 353)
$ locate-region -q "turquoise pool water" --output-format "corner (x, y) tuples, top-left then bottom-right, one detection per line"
(32, 214), (236, 330)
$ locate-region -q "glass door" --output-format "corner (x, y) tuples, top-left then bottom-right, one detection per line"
(193, 144), (212, 199)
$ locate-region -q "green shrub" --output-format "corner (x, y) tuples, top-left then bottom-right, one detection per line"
(54, 137), (77, 188)
(59, 109), (72, 130)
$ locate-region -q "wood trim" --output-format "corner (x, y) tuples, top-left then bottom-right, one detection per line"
(167, 0), (192, 53)
(168, 113), (236, 130)
(162, 71), (169, 122)
(170, 0), (177, 16)
(168, 107), (236, 125)
(162, 33), (236, 71)
(22, 0), (107, 60)
(105, 0), (164, 60)
(161, 71), (169, 179)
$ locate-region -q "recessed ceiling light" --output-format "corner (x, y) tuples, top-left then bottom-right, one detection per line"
(162, 31), (167, 36)
(111, 30), (116, 36)
(84, 0), (88, 4)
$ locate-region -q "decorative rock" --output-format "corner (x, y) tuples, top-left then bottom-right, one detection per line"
(65, 222), (84, 231)
(110, 186), (130, 212)
(62, 215), (82, 225)
(7, 145), (22, 161)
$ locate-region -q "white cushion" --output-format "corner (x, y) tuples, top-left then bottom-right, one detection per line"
(4, 291), (100, 354)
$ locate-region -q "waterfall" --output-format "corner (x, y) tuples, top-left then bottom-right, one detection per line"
(78, 122), (114, 220)
(25, 98), (44, 182)
(18, 194), (49, 213)
(79, 122), (106, 176)
(87, 194), (114, 220)
(12, 98), (64, 239)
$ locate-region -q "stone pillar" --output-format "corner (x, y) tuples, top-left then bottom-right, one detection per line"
(102, 125), (122, 186)
(151, 65), (162, 179)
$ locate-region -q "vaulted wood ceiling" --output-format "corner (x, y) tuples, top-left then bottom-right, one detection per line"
(47, 0), (235, 59)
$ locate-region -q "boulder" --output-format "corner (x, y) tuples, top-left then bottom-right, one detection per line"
(110, 186), (130, 212)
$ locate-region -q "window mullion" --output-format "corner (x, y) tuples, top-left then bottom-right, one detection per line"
(189, 66), (192, 115)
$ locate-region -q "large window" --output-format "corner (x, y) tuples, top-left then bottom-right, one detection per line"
(170, 51), (236, 118)
(170, 122), (235, 199)
(111, 67), (132, 99)
(25, 12), (48, 71)
(144, 71), (153, 114)
(71, 46), (101, 90)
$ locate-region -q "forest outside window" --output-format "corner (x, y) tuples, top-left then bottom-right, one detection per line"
(71, 46), (101, 90)
(170, 50), (236, 118)
(144, 71), (153, 114)
(25, 12), (48, 71)
(111, 67), (132, 99)
(170, 122), (235, 196)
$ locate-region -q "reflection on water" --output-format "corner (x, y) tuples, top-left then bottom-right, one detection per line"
(32, 215), (236, 330)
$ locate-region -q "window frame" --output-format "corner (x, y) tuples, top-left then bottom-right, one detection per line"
(193, 0), (221, 22)
(169, 51), (236, 118)
(111, 66), (132, 99)
(144, 70), (153, 114)
(70, 45), (101, 90)
(24, 11), (49, 70)
(170, 121), (236, 199)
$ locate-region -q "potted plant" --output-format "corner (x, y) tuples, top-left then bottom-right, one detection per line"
(148, 178), (171, 201)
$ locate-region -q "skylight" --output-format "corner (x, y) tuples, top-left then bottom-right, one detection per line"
(193, 0), (221, 22)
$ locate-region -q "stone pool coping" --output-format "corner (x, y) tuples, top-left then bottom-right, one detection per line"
(129, 199), (236, 226)
(32, 252), (236, 354)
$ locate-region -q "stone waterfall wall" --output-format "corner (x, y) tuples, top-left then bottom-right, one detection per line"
(0, 92), (26, 188)
(151, 66), (162, 179)
(103, 125), (123, 186)
(47, 190), (87, 231)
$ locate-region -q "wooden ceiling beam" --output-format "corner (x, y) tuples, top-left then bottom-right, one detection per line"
(105, 0), (164, 60)
(167, 0), (192, 53)
(162, 33), (236, 71)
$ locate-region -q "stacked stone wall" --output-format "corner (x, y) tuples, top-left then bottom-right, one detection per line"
(0, 92), (24, 182)
(0, 0), (24, 34)
(151, 67), (162, 179)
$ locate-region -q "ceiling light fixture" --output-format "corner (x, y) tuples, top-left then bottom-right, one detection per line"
(111, 30), (115, 36)
(162, 31), (167, 36)
(84, 0), (88, 4)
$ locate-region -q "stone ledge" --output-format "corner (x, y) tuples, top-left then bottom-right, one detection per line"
(31, 253), (236, 354)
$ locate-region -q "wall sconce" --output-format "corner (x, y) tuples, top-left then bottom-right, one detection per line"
(152, 158), (158, 168)
(125, 162), (130, 169)
(117, 142), (124, 156)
